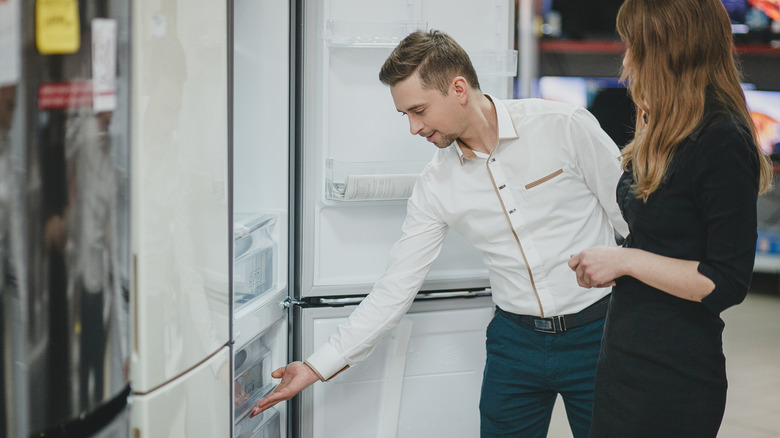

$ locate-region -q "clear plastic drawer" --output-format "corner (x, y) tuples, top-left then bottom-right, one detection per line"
(233, 214), (278, 311)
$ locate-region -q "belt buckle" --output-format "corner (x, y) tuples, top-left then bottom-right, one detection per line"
(533, 315), (565, 333)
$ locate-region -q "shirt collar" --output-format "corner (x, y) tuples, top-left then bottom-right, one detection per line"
(455, 94), (519, 165)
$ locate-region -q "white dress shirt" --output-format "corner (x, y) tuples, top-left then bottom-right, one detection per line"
(306, 97), (629, 380)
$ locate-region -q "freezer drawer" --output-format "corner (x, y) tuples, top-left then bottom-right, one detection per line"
(233, 309), (288, 438)
(130, 347), (231, 438)
(233, 335), (274, 422)
(234, 408), (281, 438)
(299, 295), (495, 438)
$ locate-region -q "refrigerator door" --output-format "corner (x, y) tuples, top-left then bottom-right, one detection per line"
(298, 295), (495, 438)
(298, 0), (516, 298)
(231, 0), (291, 435)
(130, 0), (230, 394)
(130, 346), (232, 438)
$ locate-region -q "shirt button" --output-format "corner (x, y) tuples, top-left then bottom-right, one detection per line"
(509, 208), (516, 214)
(499, 184), (506, 190)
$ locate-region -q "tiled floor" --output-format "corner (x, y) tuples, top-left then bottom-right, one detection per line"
(548, 276), (780, 437)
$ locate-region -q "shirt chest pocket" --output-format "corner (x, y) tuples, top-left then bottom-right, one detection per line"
(523, 168), (564, 196)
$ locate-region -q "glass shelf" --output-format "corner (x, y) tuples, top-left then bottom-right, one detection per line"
(325, 158), (429, 202)
(471, 50), (518, 77)
(324, 19), (427, 48)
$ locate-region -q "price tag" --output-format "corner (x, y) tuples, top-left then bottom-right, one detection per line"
(36, 0), (80, 54)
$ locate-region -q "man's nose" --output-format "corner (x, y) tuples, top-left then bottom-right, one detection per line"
(408, 115), (423, 135)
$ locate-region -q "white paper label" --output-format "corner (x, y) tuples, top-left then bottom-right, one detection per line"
(91, 18), (117, 112)
(0, 0), (21, 86)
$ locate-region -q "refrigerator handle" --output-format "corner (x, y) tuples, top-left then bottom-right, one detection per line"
(290, 289), (492, 308)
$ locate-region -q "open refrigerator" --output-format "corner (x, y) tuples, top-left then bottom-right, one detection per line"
(232, 0), (517, 437)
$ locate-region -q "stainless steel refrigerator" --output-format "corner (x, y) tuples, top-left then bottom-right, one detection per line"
(1, 0), (131, 436)
(231, 0), (517, 437)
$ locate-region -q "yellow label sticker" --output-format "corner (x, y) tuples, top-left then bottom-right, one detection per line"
(36, 0), (80, 54)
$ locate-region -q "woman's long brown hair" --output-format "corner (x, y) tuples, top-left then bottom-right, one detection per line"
(616, 0), (772, 200)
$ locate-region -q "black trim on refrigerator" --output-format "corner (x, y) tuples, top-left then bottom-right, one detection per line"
(288, 0), (304, 436)
(32, 385), (131, 438)
(227, 2), (236, 438)
(227, 0), (235, 349)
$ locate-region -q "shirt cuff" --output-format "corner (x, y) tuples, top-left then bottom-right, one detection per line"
(305, 343), (350, 381)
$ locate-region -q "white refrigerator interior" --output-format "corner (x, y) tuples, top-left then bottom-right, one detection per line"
(232, 0), (290, 344)
(232, 0), (291, 436)
(299, 0), (516, 297)
(299, 296), (495, 438)
(130, 0), (231, 435)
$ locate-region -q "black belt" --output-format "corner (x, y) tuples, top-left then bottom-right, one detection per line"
(497, 294), (610, 334)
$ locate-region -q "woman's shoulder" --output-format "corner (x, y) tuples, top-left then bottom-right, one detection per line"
(680, 108), (754, 158)
(676, 109), (760, 187)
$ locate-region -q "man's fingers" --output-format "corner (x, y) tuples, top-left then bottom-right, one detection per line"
(568, 254), (580, 270)
(249, 390), (285, 418)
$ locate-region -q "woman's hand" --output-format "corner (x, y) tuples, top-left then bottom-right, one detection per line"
(249, 361), (321, 417)
(568, 246), (628, 288)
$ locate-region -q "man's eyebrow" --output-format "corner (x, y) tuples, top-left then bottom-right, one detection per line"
(398, 104), (424, 114)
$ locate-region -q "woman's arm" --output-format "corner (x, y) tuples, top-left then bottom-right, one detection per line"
(568, 246), (715, 302)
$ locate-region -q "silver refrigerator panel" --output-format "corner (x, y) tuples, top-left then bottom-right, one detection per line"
(297, 0), (516, 298)
(298, 295), (495, 438)
(2, 0), (132, 435)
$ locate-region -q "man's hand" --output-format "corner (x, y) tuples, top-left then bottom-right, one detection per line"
(249, 361), (321, 418)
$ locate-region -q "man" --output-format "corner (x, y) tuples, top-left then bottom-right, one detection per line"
(251, 29), (628, 437)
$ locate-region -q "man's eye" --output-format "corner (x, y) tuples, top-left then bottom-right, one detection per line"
(413, 109), (424, 115)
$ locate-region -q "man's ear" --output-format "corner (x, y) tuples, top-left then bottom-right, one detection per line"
(452, 76), (468, 103)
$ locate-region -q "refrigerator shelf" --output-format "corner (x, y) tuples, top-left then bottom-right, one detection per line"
(325, 158), (429, 202)
(234, 382), (278, 422)
(233, 213), (279, 312)
(324, 19), (428, 48)
(234, 407), (281, 438)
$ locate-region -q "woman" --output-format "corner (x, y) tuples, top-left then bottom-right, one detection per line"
(568, 0), (773, 436)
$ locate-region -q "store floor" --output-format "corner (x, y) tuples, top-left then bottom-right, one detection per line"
(548, 274), (780, 437)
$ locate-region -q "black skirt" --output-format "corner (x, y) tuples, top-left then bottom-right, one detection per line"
(589, 279), (727, 437)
